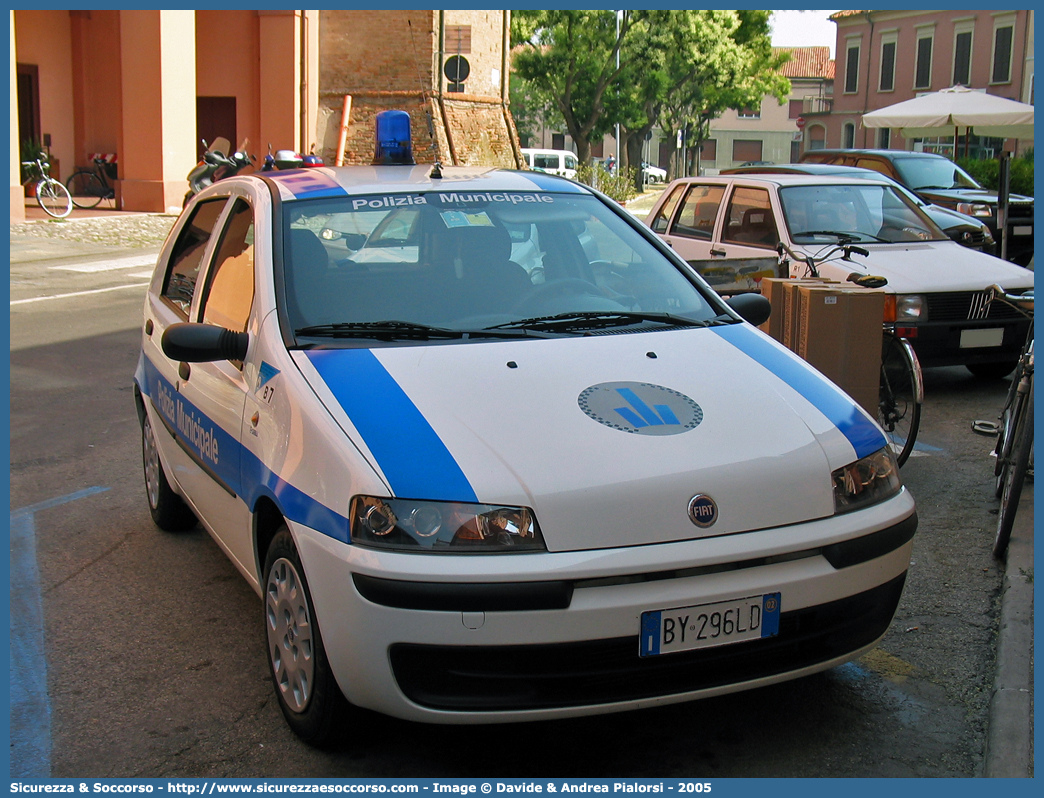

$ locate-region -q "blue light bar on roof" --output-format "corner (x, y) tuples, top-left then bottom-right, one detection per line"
(373, 110), (415, 165)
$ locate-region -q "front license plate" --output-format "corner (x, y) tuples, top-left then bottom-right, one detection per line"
(1012, 225), (1032, 236)
(960, 328), (1004, 348)
(639, 593), (781, 657)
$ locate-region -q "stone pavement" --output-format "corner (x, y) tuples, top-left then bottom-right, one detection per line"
(9, 191), (1034, 778)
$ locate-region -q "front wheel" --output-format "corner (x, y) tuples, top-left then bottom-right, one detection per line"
(263, 527), (349, 746)
(66, 170), (105, 209)
(36, 178), (72, 218)
(994, 381), (1033, 559)
(142, 414), (197, 531)
(878, 334), (922, 467)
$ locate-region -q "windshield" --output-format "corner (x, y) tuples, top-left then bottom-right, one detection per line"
(779, 183), (948, 244)
(281, 192), (722, 340)
(891, 157), (981, 190)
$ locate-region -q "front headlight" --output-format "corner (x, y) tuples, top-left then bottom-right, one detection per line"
(350, 496), (546, 553)
(956, 202), (993, 218)
(832, 448), (902, 514)
(885, 294), (926, 323)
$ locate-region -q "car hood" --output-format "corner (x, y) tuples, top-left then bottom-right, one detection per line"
(801, 241), (1035, 294)
(916, 187), (1033, 207)
(294, 326), (885, 553)
(923, 203), (989, 232)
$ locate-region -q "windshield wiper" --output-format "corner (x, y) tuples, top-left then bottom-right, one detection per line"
(295, 320), (548, 341)
(791, 230), (890, 244)
(484, 311), (736, 334)
(792, 230), (858, 242)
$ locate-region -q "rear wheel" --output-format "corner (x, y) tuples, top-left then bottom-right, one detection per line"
(264, 526), (350, 746)
(878, 334), (921, 467)
(66, 170), (105, 209)
(36, 178), (72, 218)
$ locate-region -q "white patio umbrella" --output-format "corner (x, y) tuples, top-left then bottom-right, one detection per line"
(861, 85), (1034, 139)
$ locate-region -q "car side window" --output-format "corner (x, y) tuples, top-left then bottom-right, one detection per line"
(855, 158), (897, 180)
(721, 187), (779, 249)
(670, 184), (725, 240)
(199, 198), (255, 333)
(648, 185), (684, 233)
(162, 199), (228, 318)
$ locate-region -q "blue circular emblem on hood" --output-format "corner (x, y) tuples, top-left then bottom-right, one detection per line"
(578, 381), (703, 436)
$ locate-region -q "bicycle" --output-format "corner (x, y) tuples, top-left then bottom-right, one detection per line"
(987, 284), (1033, 559)
(66, 155), (116, 209)
(777, 240), (923, 467)
(21, 153), (73, 219)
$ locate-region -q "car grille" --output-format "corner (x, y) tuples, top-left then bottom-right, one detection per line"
(927, 292), (1026, 322)
(1008, 202), (1034, 219)
(389, 573), (907, 712)
(947, 229), (987, 248)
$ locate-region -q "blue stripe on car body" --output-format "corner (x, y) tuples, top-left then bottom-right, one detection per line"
(306, 348), (479, 503)
(266, 169), (349, 200)
(136, 353), (350, 542)
(711, 324), (886, 460)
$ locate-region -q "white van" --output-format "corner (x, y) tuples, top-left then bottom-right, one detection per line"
(521, 148), (579, 179)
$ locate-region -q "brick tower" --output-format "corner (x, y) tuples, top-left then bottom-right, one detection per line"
(317, 10), (522, 168)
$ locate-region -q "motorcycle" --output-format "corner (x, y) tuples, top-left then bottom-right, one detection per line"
(184, 137), (253, 206)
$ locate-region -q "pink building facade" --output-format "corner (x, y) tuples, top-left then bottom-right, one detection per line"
(811, 9), (1034, 156)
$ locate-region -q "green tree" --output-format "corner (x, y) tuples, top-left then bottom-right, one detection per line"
(658, 11), (790, 178)
(511, 10), (648, 165)
(511, 10), (790, 188)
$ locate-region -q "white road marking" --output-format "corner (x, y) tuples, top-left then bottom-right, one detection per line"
(11, 282), (151, 306)
(48, 253), (157, 273)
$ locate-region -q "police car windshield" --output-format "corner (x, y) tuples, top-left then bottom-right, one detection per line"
(779, 183), (946, 244)
(282, 192), (722, 341)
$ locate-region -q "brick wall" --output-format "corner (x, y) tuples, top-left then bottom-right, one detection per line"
(317, 10), (520, 168)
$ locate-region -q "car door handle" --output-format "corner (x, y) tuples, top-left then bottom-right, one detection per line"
(710, 248), (727, 257)
(663, 238), (673, 248)
(179, 362), (191, 381)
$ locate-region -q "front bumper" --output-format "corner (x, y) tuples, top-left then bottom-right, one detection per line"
(295, 492), (917, 723)
(903, 316), (1030, 368)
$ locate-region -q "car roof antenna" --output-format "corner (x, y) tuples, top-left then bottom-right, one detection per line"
(426, 110), (443, 179)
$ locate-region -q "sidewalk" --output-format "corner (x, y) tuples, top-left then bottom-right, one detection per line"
(985, 487), (1035, 778)
(11, 198), (177, 264)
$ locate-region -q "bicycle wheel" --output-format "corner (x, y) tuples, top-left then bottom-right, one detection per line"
(36, 178), (72, 218)
(993, 365), (1025, 498)
(878, 333), (921, 467)
(66, 170), (105, 209)
(994, 380), (1033, 559)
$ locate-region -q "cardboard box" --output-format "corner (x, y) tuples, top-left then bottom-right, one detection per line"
(796, 285), (885, 417)
(780, 278), (837, 350)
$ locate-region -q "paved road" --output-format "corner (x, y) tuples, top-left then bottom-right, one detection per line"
(8, 213), (1032, 778)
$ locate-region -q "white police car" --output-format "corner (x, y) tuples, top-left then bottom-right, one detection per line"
(134, 111), (917, 745)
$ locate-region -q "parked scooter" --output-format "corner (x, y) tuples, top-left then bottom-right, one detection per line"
(260, 143), (324, 171)
(184, 138), (253, 206)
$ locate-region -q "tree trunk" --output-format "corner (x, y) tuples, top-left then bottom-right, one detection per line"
(626, 135), (645, 192)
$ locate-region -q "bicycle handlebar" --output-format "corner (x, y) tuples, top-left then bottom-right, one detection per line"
(986, 284), (1034, 316)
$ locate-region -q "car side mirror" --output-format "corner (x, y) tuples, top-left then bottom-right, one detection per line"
(340, 232), (366, 251)
(726, 293), (771, 327)
(162, 322), (249, 363)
